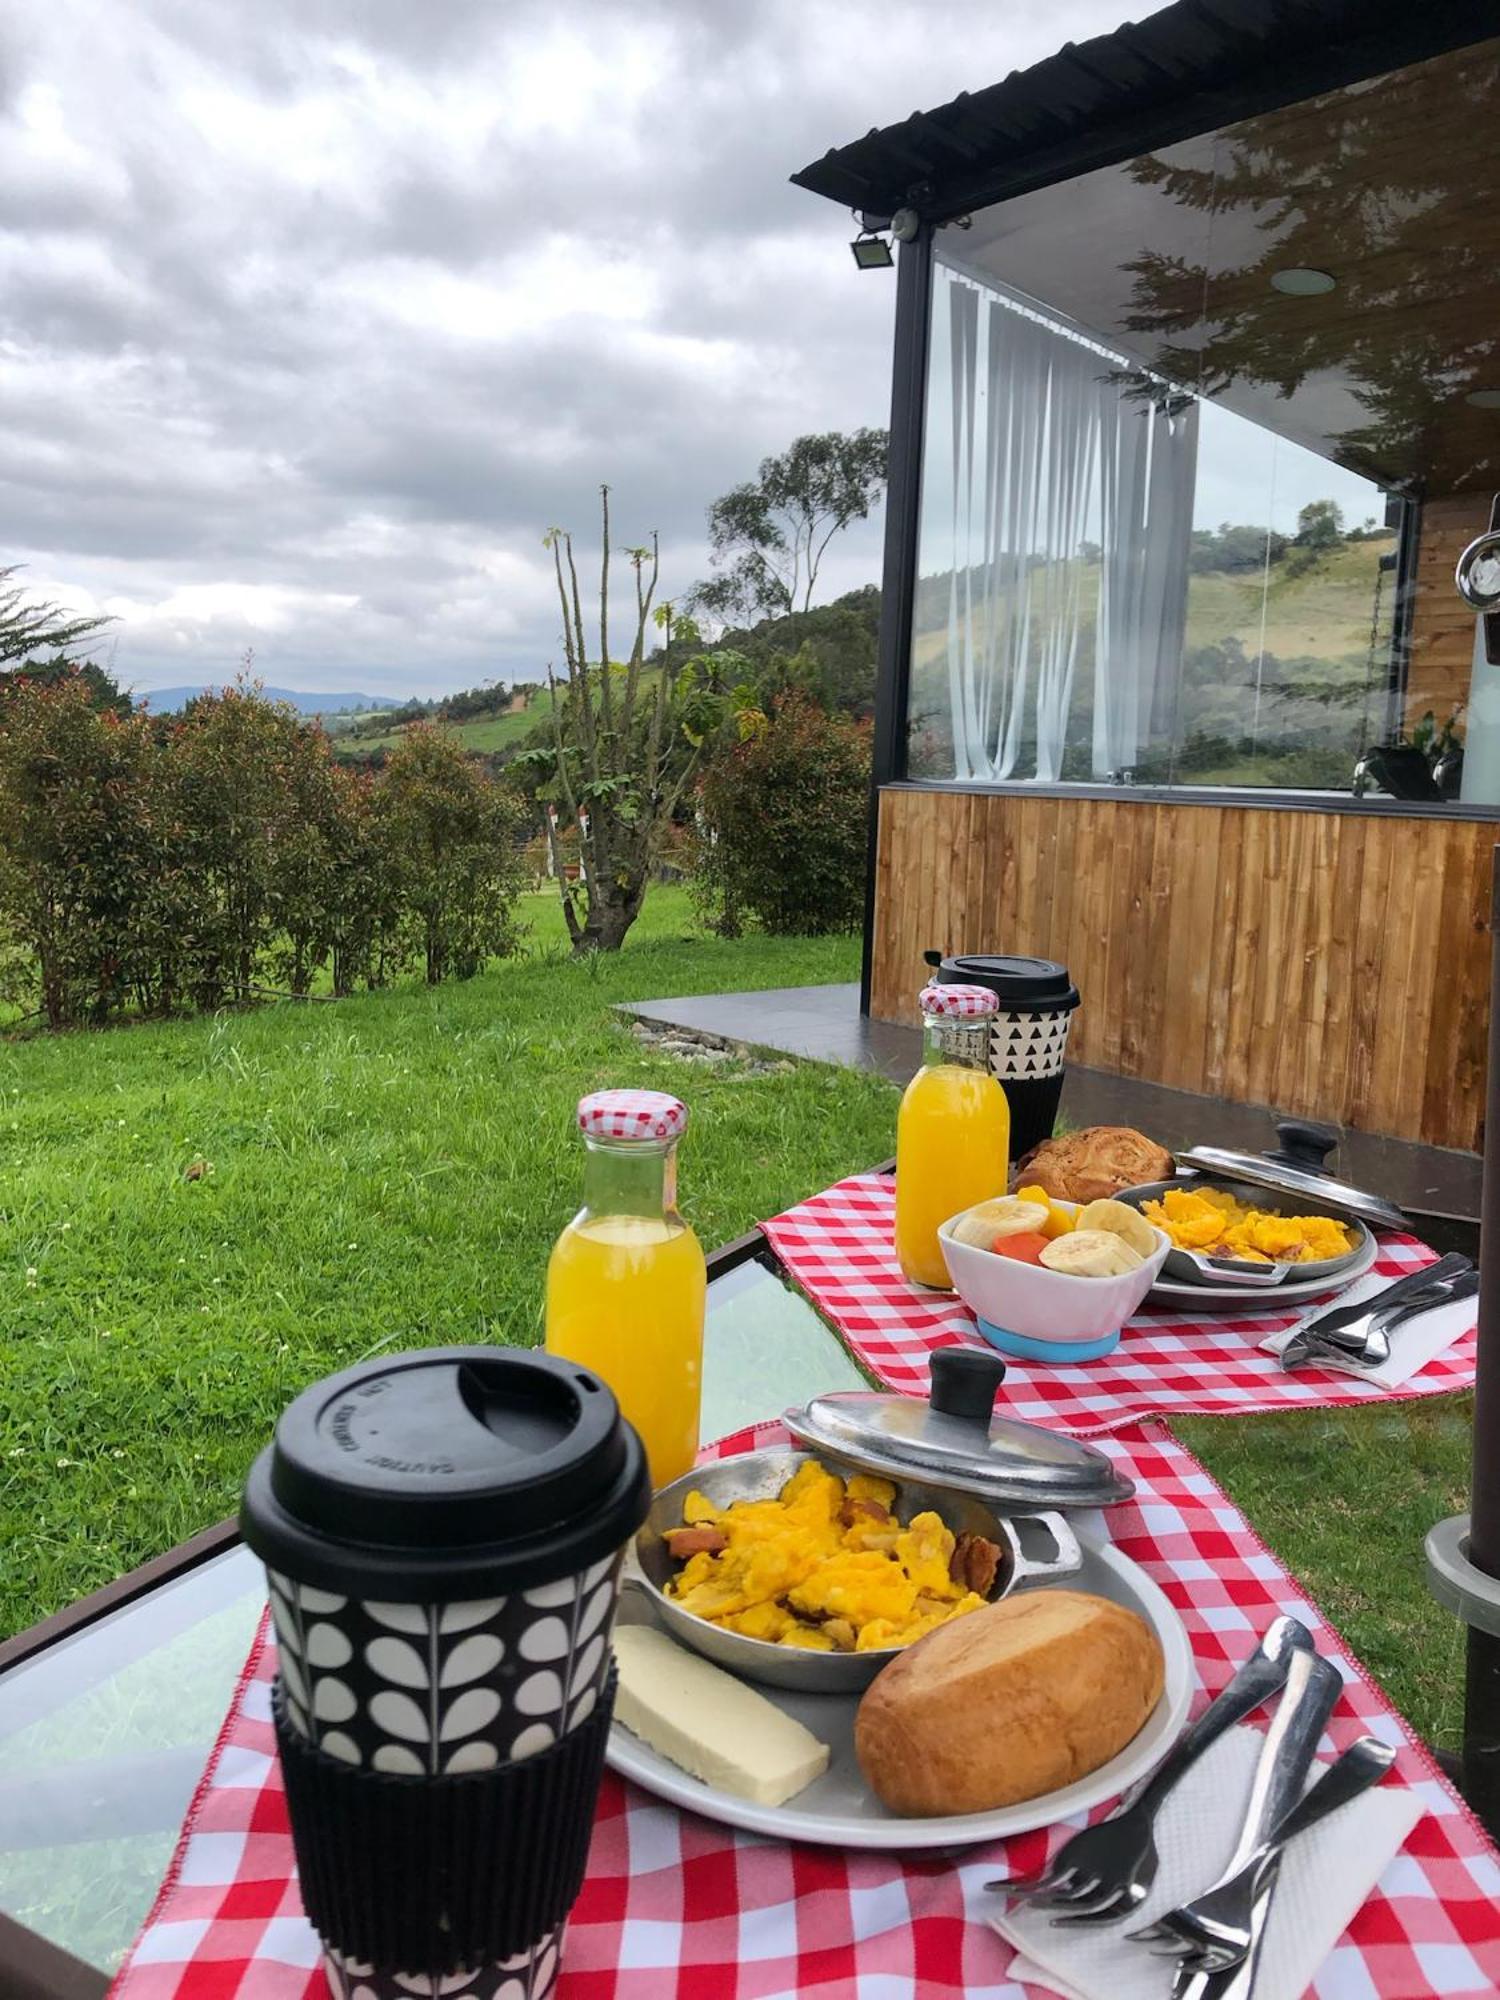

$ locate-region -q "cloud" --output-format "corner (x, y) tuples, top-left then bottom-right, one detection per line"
(0, 0), (1159, 696)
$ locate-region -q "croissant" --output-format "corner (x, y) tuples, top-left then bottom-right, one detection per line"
(1013, 1127), (1173, 1205)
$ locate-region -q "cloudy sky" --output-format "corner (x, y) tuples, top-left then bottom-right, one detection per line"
(1, 1), (1176, 700)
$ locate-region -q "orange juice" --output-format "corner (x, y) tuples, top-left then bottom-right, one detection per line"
(544, 1089), (705, 1488)
(546, 1214), (705, 1487)
(894, 986), (1009, 1287)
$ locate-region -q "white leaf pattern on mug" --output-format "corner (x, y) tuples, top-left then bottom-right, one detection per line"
(443, 1739), (500, 1774)
(438, 1688), (501, 1740)
(366, 1602), (428, 1633)
(312, 1677), (357, 1724)
(371, 1743), (425, 1776)
(306, 1622), (353, 1669)
(368, 1690), (431, 1742)
(520, 1576), (576, 1609)
(439, 1599), (504, 1633)
(576, 1583), (613, 1644)
(517, 1616), (568, 1663)
(508, 1720), (556, 1760)
(439, 1634), (504, 1687)
(365, 1636), (430, 1688)
(514, 1671), (563, 1717)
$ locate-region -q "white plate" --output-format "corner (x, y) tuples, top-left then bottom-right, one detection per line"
(605, 1534), (1193, 1850)
(1147, 1226), (1378, 1308)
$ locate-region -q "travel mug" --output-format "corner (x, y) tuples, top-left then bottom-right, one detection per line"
(924, 952), (1081, 1161)
(242, 1346), (650, 2000)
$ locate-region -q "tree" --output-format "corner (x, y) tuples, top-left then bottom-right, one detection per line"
(690, 430), (888, 626)
(377, 725), (526, 983)
(0, 565), (112, 666)
(535, 487), (725, 953)
(1296, 499), (1344, 551)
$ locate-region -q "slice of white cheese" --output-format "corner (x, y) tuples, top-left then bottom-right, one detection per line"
(612, 1624), (830, 1808)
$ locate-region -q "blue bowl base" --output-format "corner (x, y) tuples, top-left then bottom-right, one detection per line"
(975, 1318), (1121, 1363)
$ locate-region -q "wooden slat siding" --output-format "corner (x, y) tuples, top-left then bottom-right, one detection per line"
(870, 787), (1493, 1149)
(1456, 837), (1498, 1149)
(1407, 492), (1492, 733)
(1422, 822), (1476, 1144)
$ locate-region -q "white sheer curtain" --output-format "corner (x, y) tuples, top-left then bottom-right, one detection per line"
(927, 262), (1198, 785)
(1092, 389), (1199, 781)
(940, 276), (1100, 782)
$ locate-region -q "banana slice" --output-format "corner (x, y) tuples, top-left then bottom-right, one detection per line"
(948, 1197), (1048, 1249)
(1075, 1199), (1158, 1259)
(1040, 1229), (1144, 1278)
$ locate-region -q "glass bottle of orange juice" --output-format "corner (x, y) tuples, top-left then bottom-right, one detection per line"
(545, 1089), (705, 1488)
(895, 984), (1009, 1287)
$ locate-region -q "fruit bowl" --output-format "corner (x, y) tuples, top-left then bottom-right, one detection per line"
(937, 1201), (1170, 1361)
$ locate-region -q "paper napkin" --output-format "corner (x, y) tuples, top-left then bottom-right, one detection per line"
(1259, 1271), (1476, 1388)
(991, 1725), (1424, 2000)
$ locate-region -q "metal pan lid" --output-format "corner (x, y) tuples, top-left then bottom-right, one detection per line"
(783, 1349), (1134, 1510)
(1179, 1120), (1405, 1232)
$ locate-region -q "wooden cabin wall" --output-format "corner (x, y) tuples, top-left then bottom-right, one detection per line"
(870, 786), (1494, 1151)
(1407, 492), (1491, 733)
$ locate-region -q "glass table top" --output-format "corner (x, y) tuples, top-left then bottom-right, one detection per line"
(0, 1253), (865, 1977)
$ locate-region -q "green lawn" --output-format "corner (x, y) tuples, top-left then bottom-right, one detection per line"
(0, 882), (1475, 1751)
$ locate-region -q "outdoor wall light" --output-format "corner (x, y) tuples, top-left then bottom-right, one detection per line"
(851, 231), (894, 270)
(1465, 389), (1500, 409)
(890, 206), (921, 243)
(1269, 267), (1337, 295)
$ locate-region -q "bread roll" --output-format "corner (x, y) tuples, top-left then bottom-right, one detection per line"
(1015, 1128), (1173, 1205)
(854, 1589), (1164, 1816)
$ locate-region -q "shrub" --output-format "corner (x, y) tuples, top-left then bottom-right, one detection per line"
(696, 693), (870, 935)
(0, 670), (153, 1026)
(377, 726), (528, 983)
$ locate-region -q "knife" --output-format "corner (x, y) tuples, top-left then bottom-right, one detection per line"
(1281, 1261), (1477, 1372)
(1288, 1253), (1470, 1346)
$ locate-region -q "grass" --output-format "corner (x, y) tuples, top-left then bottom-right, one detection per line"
(332, 702), (547, 757)
(0, 886), (891, 1634)
(0, 879), (1476, 1754)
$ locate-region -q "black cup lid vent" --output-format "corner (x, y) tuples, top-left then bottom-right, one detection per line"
(242, 1347), (650, 1602)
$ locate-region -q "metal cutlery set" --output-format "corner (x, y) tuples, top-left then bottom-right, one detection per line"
(992, 1614), (1397, 1997)
(1278, 1252), (1477, 1372)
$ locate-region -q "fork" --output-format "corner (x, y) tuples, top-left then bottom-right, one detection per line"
(988, 1616), (1313, 1923)
(1133, 1734), (1396, 1975)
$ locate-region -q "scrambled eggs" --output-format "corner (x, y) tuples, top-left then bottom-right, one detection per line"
(1142, 1186), (1353, 1264)
(664, 1460), (989, 1653)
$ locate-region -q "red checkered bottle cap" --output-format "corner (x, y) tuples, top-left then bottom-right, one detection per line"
(918, 982), (998, 1019)
(577, 1089), (688, 1142)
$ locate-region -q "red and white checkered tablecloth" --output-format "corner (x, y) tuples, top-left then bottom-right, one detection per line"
(113, 1420), (1500, 2000)
(762, 1174), (1476, 1432)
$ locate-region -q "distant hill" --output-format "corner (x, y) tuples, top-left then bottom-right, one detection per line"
(136, 686), (405, 717)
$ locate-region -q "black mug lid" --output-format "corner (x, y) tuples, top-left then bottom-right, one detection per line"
(241, 1347), (650, 1601)
(930, 954), (1080, 1014)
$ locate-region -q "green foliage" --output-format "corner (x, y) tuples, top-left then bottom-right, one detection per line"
(0, 672), (153, 1028)
(696, 693), (871, 936)
(1296, 498), (1345, 550)
(0, 649), (133, 715)
(0, 676), (525, 1028)
(0, 564), (113, 667)
(691, 429), (888, 625)
(530, 489), (731, 954)
(378, 726), (527, 983)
